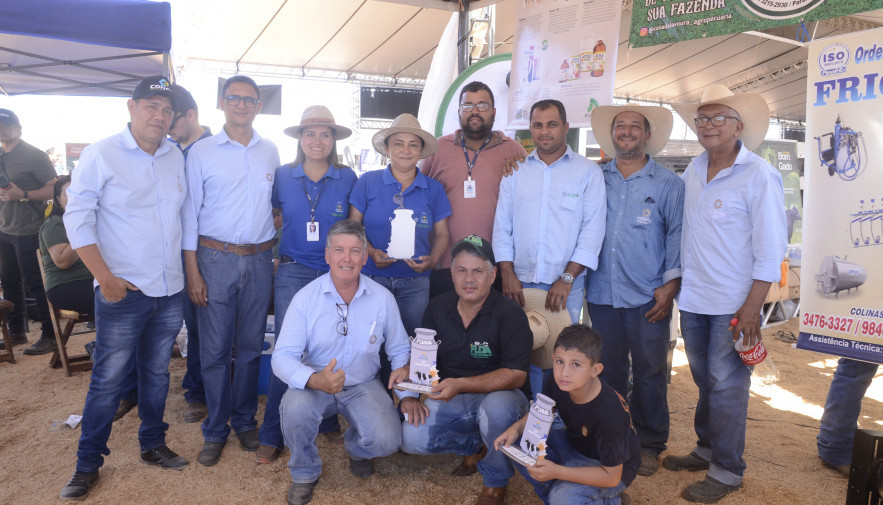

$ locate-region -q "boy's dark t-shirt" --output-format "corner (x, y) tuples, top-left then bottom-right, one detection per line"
(543, 378), (642, 486)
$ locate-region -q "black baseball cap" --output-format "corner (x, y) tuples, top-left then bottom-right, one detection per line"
(451, 235), (495, 265)
(170, 84), (198, 112)
(132, 76), (177, 109)
(0, 109), (20, 127)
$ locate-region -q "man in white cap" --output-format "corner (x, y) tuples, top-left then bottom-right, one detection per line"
(664, 84), (786, 502)
(586, 105), (684, 477)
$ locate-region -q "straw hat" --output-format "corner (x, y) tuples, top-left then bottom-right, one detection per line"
(372, 113), (438, 159)
(523, 288), (573, 369)
(284, 105), (352, 140)
(590, 105), (673, 157)
(672, 84), (770, 150)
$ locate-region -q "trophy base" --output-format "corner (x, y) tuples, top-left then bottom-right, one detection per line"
(500, 445), (537, 467)
(394, 381), (438, 394)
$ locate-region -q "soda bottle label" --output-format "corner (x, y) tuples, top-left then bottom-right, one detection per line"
(736, 340), (768, 366)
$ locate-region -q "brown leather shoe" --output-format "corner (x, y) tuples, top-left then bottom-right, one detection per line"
(474, 486), (506, 505)
(452, 446), (487, 476)
(255, 444), (280, 464)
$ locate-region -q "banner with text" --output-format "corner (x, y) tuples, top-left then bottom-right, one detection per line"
(508, 0), (621, 129)
(630, 0), (883, 49)
(798, 28), (883, 363)
(755, 140), (802, 264)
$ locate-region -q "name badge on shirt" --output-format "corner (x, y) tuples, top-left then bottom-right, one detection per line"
(464, 179), (477, 199)
(306, 221), (320, 242)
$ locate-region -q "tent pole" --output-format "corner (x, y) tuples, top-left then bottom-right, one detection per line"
(458, 0), (470, 74)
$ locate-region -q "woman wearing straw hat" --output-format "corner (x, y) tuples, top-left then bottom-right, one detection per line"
(255, 105), (358, 464)
(348, 113), (451, 384)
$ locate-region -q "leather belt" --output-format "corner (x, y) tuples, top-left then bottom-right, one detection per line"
(198, 236), (276, 256)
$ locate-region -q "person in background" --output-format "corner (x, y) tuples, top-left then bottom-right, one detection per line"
(255, 105), (358, 464)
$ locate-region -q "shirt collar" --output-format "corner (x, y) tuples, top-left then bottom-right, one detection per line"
(291, 163), (340, 180)
(443, 288), (500, 319)
(122, 124), (172, 157)
(320, 272), (370, 303)
(605, 155), (658, 179)
(452, 130), (505, 151)
(382, 164), (429, 189)
(215, 126), (263, 148)
(696, 140), (750, 183)
(526, 144), (575, 166)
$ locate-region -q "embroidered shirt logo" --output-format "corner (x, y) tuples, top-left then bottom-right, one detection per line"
(636, 208), (651, 225)
(714, 199), (723, 209)
(470, 341), (492, 359)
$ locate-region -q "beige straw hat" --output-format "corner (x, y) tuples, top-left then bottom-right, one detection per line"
(372, 113), (438, 159)
(523, 288), (573, 369)
(284, 105), (352, 140)
(590, 105), (673, 157)
(672, 84), (770, 150)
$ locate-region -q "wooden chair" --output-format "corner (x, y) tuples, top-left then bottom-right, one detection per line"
(0, 299), (16, 364)
(36, 252), (94, 376)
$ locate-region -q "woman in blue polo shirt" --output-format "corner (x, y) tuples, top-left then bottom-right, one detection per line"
(256, 105), (358, 464)
(349, 114), (451, 380)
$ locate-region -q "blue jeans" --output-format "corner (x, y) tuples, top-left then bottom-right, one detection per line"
(401, 390), (528, 488)
(679, 311), (750, 486)
(523, 276), (584, 398)
(517, 428), (627, 505)
(368, 275), (429, 389)
(588, 301), (670, 454)
(280, 379), (402, 483)
(818, 358), (879, 466)
(75, 288), (184, 473)
(259, 261), (338, 449)
(181, 261), (205, 403)
(196, 246), (274, 443)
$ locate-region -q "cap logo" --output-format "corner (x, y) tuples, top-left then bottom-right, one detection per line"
(462, 235), (484, 248)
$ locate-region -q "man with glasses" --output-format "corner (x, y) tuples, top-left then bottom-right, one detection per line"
(420, 81), (526, 298)
(666, 84), (786, 503)
(273, 219), (411, 505)
(182, 75), (281, 466)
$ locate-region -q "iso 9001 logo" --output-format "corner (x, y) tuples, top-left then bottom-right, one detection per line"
(818, 43), (850, 77)
(741, 0), (825, 20)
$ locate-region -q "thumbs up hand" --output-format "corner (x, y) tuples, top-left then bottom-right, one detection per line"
(307, 358), (346, 394)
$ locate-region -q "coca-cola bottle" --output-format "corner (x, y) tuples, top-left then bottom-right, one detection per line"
(734, 332), (780, 384)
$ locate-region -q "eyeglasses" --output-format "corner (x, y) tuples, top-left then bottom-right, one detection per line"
(393, 192), (404, 209)
(224, 95), (261, 108)
(336, 303), (348, 336)
(460, 102), (492, 113)
(169, 112), (185, 129)
(694, 115), (740, 128)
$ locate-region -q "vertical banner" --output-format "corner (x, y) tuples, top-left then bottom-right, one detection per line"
(797, 28), (883, 363)
(755, 140), (802, 264)
(507, 0), (622, 129)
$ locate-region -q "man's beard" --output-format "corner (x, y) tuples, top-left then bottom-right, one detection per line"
(461, 113), (494, 140)
(613, 137), (645, 160)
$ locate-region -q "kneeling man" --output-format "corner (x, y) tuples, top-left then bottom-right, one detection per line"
(272, 220), (411, 505)
(395, 235), (533, 505)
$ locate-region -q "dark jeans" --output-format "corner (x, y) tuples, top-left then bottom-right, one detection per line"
(46, 278), (95, 316)
(181, 287), (205, 404)
(0, 230), (51, 338)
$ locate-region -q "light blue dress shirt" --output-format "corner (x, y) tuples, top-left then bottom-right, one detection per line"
(64, 126), (185, 297)
(492, 145), (607, 284)
(679, 142), (787, 315)
(586, 156), (684, 308)
(272, 273), (411, 391)
(182, 127), (280, 250)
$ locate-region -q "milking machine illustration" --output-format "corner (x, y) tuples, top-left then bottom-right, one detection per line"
(815, 115), (865, 181)
(849, 199), (883, 247)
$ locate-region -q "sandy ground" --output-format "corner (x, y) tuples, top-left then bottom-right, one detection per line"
(0, 316), (879, 505)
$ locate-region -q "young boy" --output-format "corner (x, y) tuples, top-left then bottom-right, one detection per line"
(495, 324), (641, 505)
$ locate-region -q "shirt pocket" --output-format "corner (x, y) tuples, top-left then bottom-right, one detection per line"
(360, 326), (385, 353)
(632, 195), (656, 229)
(558, 183), (582, 211)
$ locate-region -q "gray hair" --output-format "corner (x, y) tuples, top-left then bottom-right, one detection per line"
(326, 219), (368, 250)
(451, 247), (494, 271)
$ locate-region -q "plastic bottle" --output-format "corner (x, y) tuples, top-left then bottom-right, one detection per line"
(732, 318), (780, 384)
(559, 59), (570, 83)
(520, 393), (556, 459)
(591, 40), (606, 77)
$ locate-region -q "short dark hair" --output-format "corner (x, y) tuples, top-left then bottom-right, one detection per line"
(326, 219), (368, 250)
(50, 174), (72, 217)
(553, 324), (602, 364)
(530, 99), (567, 123)
(459, 81), (495, 107)
(222, 75), (261, 100)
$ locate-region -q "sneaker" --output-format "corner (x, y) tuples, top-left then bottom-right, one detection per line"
(113, 398), (137, 422)
(237, 428), (260, 451)
(682, 476), (742, 503)
(23, 336), (57, 355)
(287, 480), (318, 505)
(141, 446), (189, 470)
(0, 332), (28, 350)
(255, 444), (280, 464)
(183, 401), (207, 423)
(198, 441), (226, 466)
(59, 470), (99, 501)
(349, 457), (375, 478)
(662, 451), (710, 472)
(638, 449), (659, 476)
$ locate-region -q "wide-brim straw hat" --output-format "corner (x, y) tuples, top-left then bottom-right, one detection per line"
(672, 83), (770, 150)
(523, 288), (573, 369)
(284, 105), (352, 140)
(372, 113), (438, 159)
(590, 105), (673, 157)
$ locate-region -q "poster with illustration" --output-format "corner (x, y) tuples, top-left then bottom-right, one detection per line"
(508, 0), (622, 129)
(754, 140), (802, 264)
(798, 28), (883, 363)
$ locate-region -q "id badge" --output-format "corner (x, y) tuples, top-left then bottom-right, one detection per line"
(464, 179), (477, 199)
(306, 221), (320, 242)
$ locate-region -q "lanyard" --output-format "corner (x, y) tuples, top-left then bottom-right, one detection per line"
(302, 176), (328, 223)
(460, 134), (492, 181)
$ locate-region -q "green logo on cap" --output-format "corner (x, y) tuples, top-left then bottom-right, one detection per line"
(463, 235), (484, 248)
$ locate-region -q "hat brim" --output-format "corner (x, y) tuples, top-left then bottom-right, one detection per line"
(284, 123), (353, 140)
(373, 126), (438, 159)
(523, 288), (573, 369)
(590, 105), (673, 158)
(672, 93), (770, 150)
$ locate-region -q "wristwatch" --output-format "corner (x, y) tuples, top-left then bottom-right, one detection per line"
(560, 273), (574, 284)
(19, 191), (29, 202)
